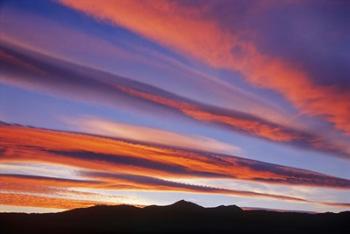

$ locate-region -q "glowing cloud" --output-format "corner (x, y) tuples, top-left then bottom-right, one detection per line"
(59, 0), (350, 135)
(1, 41), (349, 159)
(0, 193), (107, 210)
(1, 123), (349, 210)
(67, 116), (240, 154)
(1, 0), (349, 214)
(1, 123), (350, 189)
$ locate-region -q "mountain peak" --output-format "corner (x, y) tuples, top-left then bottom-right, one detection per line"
(214, 204), (242, 213)
(170, 200), (203, 209)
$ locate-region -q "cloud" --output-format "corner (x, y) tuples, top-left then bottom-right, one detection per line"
(58, 0), (350, 135)
(0, 173), (306, 206)
(1, 123), (350, 189)
(320, 202), (350, 209)
(0, 174), (102, 191)
(66, 116), (241, 154)
(0, 173), (113, 201)
(1, 41), (349, 159)
(0, 193), (105, 210)
(1, 123), (350, 210)
(0, 173), (127, 209)
(1, 162), (348, 210)
(0, 5), (293, 131)
(81, 171), (306, 202)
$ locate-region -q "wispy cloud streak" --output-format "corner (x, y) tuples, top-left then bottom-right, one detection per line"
(66, 117), (240, 154)
(1, 124), (349, 210)
(0, 41), (349, 159)
(0, 193), (107, 210)
(58, 0), (350, 135)
(1, 123), (350, 189)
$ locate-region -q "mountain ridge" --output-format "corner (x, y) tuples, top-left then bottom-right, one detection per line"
(1, 200), (349, 233)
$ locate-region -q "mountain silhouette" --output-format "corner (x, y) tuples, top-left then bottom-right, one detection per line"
(0, 200), (349, 233)
(165, 199), (204, 211)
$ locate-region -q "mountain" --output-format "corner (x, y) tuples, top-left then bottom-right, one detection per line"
(0, 201), (349, 233)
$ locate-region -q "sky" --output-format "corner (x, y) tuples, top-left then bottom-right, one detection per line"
(0, 0), (350, 213)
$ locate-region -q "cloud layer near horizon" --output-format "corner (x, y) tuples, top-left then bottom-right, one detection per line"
(1, 123), (350, 209)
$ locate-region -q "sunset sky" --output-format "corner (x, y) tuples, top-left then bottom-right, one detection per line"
(1, 0), (350, 213)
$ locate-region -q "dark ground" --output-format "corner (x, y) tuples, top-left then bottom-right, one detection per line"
(1, 200), (349, 233)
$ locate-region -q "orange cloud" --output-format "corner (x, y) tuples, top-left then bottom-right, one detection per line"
(2, 41), (349, 158)
(0, 193), (104, 210)
(1, 123), (350, 189)
(0, 124), (283, 181)
(2, 124), (350, 210)
(320, 202), (350, 208)
(59, 0), (350, 135)
(0, 172), (306, 206)
(67, 116), (241, 154)
(116, 86), (298, 142)
(0, 174), (102, 193)
(82, 171), (306, 202)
